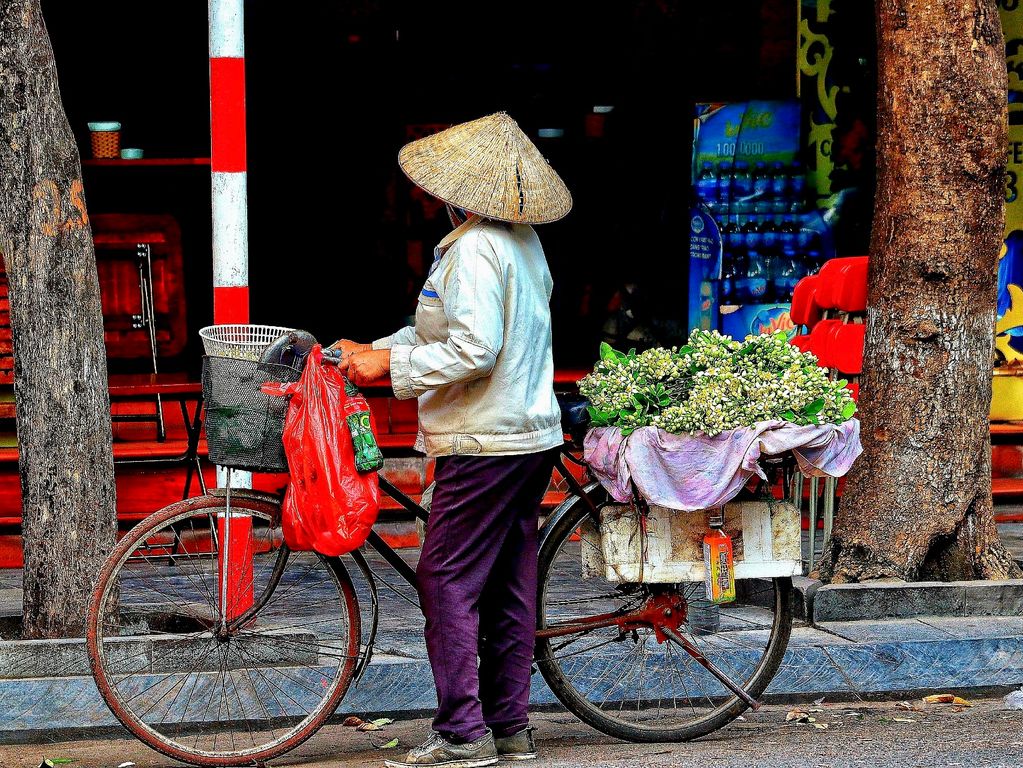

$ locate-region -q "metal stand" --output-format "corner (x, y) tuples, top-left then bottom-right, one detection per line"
(797, 473), (839, 573)
(133, 242), (165, 440)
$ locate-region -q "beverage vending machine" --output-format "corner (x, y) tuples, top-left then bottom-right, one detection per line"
(688, 100), (835, 338)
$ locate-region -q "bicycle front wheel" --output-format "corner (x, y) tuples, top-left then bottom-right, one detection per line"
(86, 493), (362, 767)
(536, 494), (792, 742)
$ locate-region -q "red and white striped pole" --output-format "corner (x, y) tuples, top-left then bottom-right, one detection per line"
(209, 0), (250, 496)
(209, 0), (249, 327)
(209, 0), (252, 618)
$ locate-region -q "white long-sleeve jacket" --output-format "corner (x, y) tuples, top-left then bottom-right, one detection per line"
(372, 215), (563, 457)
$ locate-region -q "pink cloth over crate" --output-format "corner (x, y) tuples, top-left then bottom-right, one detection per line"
(583, 419), (862, 511)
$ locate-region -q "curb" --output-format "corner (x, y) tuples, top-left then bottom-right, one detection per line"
(811, 579), (1023, 623)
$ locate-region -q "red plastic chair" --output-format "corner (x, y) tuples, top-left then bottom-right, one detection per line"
(832, 257), (868, 313)
(832, 323), (866, 375)
(814, 256), (855, 308)
(790, 334), (814, 354)
(790, 274), (822, 329)
(807, 319), (844, 368)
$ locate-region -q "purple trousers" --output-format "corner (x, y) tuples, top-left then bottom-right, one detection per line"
(417, 447), (559, 743)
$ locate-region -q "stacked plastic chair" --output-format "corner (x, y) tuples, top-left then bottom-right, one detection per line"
(788, 256), (868, 570)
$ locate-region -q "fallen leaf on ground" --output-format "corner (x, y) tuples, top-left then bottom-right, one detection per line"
(922, 693), (972, 707)
(343, 716), (365, 727)
(376, 738), (400, 750)
(893, 717), (916, 723)
(357, 722), (382, 731)
(813, 696), (827, 706)
(813, 722), (829, 730)
(896, 701), (920, 711)
(371, 717), (395, 727)
(786, 709), (816, 724)
(118, 764), (136, 768)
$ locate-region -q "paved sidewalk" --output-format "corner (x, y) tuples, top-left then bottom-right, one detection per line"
(1, 529), (1023, 740)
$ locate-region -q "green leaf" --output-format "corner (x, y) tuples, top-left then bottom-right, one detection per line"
(841, 401), (857, 419)
(804, 398), (825, 416)
(586, 406), (610, 427)
(377, 738), (401, 750)
(834, 379), (848, 389)
(621, 427), (635, 436)
(678, 345), (694, 356)
(599, 341), (616, 361)
(627, 347), (637, 358)
(780, 409), (798, 422)
(371, 718), (395, 727)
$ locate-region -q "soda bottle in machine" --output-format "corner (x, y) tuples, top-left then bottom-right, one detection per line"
(789, 160), (806, 207)
(720, 246), (738, 305)
(696, 161), (717, 208)
(716, 161), (733, 212)
(772, 253), (802, 303)
(752, 161), (770, 200)
(741, 248), (769, 303)
(741, 216), (762, 252)
(760, 216), (780, 254)
(770, 161), (787, 199)
(779, 215), (798, 255)
(732, 161), (753, 212)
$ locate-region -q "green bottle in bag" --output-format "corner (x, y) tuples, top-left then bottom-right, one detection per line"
(343, 378), (384, 472)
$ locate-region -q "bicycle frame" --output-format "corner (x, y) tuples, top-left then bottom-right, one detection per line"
(212, 443), (763, 708)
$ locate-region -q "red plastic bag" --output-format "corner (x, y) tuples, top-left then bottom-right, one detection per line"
(263, 345), (379, 556)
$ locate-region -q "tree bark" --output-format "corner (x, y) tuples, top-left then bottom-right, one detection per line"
(820, 0), (1020, 582)
(0, 1), (116, 636)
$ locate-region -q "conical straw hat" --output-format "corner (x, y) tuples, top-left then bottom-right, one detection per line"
(398, 112), (572, 225)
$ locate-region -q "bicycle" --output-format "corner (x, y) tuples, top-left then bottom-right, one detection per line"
(86, 342), (794, 767)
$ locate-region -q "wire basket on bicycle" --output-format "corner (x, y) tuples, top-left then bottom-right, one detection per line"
(200, 324), (303, 473)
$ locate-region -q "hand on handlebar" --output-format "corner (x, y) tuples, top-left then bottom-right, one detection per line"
(339, 348), (391, 386)
(327, 339), (372, 355)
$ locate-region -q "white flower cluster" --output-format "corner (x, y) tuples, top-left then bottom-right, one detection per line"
(578, 330), (856, 436)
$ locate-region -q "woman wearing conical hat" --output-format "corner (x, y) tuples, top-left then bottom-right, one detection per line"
(337, 112), (572, 768)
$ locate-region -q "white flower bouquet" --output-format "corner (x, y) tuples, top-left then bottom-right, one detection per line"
(577, 329), (857, 437)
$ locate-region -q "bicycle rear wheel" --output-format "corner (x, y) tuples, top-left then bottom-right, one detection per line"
(535, 493), (792, 742)
(86, 493), (362, 767)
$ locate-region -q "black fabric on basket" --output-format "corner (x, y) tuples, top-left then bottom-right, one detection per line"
(201, 355), (302, 472)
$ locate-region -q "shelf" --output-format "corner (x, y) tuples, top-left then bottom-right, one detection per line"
(83, 157), (211, 167)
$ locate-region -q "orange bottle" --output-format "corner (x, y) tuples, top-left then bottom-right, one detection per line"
(703, 525), (736, 604)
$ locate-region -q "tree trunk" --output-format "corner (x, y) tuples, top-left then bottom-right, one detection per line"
(0, 1), (116, 636)
(820, 0), (1020, 583)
